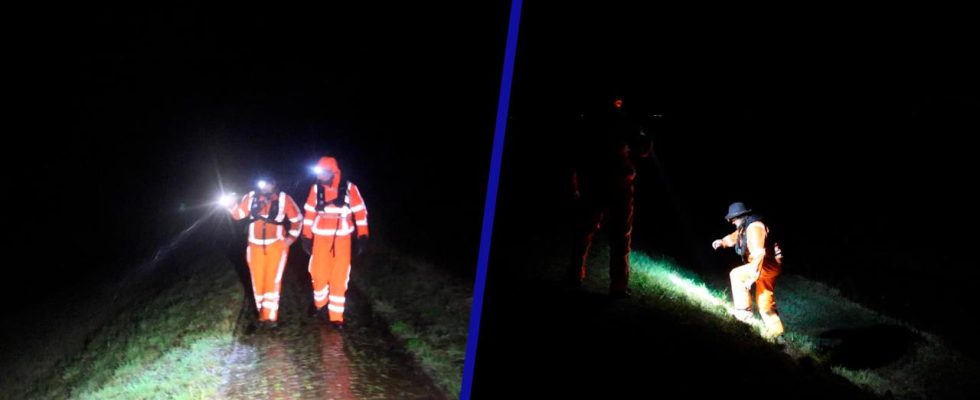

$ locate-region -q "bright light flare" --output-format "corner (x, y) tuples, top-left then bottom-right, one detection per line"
(217, 193), (237, 208)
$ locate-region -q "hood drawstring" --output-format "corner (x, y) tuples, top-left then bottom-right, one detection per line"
(329, 217), (340, 257)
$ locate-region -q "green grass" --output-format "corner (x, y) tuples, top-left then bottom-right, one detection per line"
(356, 243), (471, 399)
(26, 252), (241, 399)
(78, 337), (232, 400)
(13, 240), (470, 399)
(628, 252), (766, 333)
(619, 250), (980, 399)
(832, 367), (892, 396)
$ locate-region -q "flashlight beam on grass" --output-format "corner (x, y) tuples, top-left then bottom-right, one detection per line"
(664, 272), (763, 330)
(666, 273), (727, 308)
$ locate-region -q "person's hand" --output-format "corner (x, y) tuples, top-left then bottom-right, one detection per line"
(712, 239), (724, 250)
(356, 235), (370, 257)
(301, 237), (313, 255)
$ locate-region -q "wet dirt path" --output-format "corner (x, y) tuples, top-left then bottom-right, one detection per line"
(218, 250), (445, 400)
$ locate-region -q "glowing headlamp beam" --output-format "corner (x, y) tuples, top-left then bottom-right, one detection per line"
(217, 193), (237, 208)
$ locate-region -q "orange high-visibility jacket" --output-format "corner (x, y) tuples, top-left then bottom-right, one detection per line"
(230, 191), (303, 244)
(302, 157), (369, 239)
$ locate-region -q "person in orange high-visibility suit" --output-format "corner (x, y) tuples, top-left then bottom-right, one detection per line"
(301, 157), (369, 329)
(712, 202), (785, 339)
(566, 94), (652, 298)
(227, 178), (302, 328)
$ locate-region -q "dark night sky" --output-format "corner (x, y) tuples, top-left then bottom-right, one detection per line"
(9, 3), (509, 323)
(489, 4), (979, 273)
(496, 4), (979, 270)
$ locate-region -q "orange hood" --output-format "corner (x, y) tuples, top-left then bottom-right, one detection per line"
(316, 156), (343, 194)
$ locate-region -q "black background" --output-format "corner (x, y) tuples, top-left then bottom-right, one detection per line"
(473, 3), (979, 398)
(5, 2), (980, 397)
(5, 1), (508, 360)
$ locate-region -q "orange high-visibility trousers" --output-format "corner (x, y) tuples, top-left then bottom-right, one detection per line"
(730, 259), (784, 335)
(568, 177), (634, 293)
(309, 235), (351, 322)
(246, 240), (288, 322)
